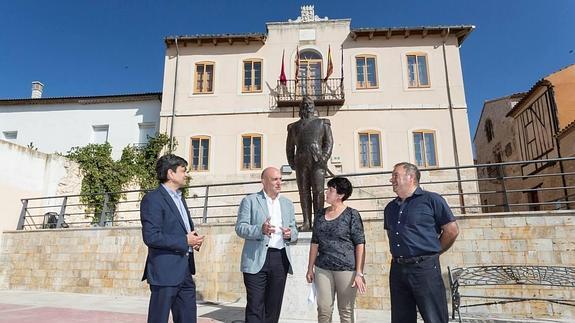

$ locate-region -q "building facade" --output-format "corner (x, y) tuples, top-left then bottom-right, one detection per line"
(475, 64), (575, 212)
(474, 93), (525, 212)
(161, 6), (475, 180)
(0, 92), (162, 159)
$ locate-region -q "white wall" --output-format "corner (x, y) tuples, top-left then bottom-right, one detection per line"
(0, 140), (79, 242)
(0, 99), (160, 159)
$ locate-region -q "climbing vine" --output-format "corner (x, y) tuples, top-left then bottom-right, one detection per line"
(66, 133), (171, 223)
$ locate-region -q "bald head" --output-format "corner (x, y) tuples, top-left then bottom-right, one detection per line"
(261, 167), (282, 198)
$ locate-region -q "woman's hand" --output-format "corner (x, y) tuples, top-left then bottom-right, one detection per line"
(351, 274), (366, 294)
(306, 268), (314, 283)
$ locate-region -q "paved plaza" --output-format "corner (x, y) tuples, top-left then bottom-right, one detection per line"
(0, 290), (571, 323)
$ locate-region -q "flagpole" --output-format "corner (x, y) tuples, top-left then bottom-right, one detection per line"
(340, 44), (344, 83)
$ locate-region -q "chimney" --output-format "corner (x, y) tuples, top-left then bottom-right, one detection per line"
(31, 81), (44, 98)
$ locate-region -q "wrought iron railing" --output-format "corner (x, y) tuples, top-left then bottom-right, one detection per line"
(15, 157), (575, 230)
(275, 78), (344, 107)
(448, 265), (575, 322)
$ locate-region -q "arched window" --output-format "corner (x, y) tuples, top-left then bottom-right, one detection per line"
(297, 49), (323, 96)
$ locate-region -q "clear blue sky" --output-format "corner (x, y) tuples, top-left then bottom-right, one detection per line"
(1, 0), (574, 137)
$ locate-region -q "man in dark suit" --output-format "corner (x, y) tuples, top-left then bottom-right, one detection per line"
(236, 167), (299, 323)
(141, 154), (204, 323)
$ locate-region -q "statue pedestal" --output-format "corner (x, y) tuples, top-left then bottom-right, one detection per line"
(280, 231), (342, 321)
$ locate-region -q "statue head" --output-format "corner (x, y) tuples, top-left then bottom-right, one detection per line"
(299, 96), (316, 119)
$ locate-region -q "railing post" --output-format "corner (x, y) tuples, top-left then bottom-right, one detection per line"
(17, 199), (28, 230)
(99, 193), (109, 227)
(56, 196), (67, 228)
(499, 164), (511, 212)
(203, 186), (210, 224)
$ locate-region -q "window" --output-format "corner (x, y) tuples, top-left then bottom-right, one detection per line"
(92, 125), (109, 144)
(407, 54), (430, 88)
(526, 184), (542, 211)
(485, 119), (494, 143)
(356, 55), (378, 89)
(194, 62), (214, 94)
(243, 60), (262, 93)
(3, 131), (17, 140)
(138, 123), (156, 145)
(413, 130), (437, 167)
(241, 134), (262, 170)
(358, 131), (382, 168)
(190, 136), (210, 171)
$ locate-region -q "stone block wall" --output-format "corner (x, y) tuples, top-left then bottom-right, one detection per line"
(1, 211), (574, 320)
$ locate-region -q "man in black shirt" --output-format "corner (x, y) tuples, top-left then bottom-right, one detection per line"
(384, 162), (459, 323)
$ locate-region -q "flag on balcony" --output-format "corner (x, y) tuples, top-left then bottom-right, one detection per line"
(279, 50), (287, 86)
(295, 46), (300, 82)
(324, 45), (333, 81)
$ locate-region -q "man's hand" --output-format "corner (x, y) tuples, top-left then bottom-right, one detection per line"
(187, 231), (204, 251)
(281, 227), (291, 240)
(261, 217), (276, 236)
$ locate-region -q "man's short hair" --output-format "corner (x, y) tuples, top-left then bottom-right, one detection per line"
(394, 162), (421, 183)
(156, 154), (188, 184)
(327, 176), (353, 202)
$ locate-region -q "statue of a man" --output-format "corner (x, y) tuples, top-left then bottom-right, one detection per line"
(286, 97), (333, 231)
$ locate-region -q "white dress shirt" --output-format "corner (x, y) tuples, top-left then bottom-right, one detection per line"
(263, 191), (285, 250)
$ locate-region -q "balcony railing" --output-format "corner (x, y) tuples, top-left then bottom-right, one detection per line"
(275, 78), (344, 107)
(15, 157), (575, 230)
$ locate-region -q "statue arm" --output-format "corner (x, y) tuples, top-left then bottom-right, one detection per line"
(321, 120), (333, 163)
(286, 124), (296, 168)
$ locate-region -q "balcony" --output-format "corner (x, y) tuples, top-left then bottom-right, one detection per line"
(274, 78), (344, 107)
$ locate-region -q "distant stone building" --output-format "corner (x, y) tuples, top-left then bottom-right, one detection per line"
(474, 93), (525, 212)
(475, 64), (575, 212)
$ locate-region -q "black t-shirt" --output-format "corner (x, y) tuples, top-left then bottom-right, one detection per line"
(311, 207), (366, 271)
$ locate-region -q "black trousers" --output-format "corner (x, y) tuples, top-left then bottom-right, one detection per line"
(243, 248), (290, 323)
(148, 266), (197, 323)
(389, 255), (448, 323)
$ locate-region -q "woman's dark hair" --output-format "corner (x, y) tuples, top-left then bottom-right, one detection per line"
(156, 154), (188, 184)
(327, 176), (353, 201)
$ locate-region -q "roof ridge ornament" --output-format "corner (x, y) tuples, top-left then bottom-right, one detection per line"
(289, 5), (328, 23)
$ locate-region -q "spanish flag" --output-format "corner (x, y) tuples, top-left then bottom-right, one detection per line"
(324, 45), (333, 81)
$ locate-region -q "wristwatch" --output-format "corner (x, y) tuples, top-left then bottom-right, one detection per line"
(356, 272), (365, 277)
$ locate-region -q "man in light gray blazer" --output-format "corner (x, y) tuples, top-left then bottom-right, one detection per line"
(236, 167), (299, 323)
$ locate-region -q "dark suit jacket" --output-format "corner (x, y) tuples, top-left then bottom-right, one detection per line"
(140, 186), (195, 286)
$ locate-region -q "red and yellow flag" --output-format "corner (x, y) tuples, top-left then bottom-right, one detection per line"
(279, 50), (287, 86)
(324, 45), (333, 81)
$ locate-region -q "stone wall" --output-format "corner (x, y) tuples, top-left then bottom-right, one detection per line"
(1, 211), (574, 320)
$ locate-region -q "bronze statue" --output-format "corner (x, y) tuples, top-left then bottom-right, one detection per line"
(286, 97), (333, 231)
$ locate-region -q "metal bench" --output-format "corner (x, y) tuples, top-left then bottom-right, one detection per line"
(448, 265), (575, 322)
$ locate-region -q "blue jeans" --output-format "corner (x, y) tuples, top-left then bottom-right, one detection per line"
(389, 255), (448, 323)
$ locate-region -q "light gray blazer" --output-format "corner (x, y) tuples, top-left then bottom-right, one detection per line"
(235, 191), (299, 274)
